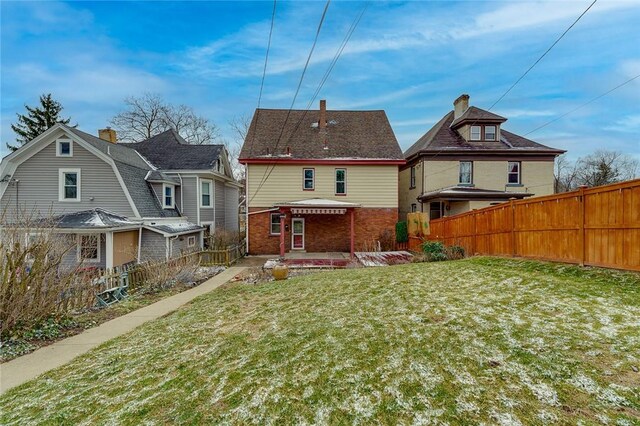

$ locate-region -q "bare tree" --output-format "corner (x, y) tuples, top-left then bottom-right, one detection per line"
(110, 93), (220, 144)
(555, 150), (639, 192)
(227, 114), (251, 180)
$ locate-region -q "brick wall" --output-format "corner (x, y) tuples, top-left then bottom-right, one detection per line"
(248, 207), (398, 255)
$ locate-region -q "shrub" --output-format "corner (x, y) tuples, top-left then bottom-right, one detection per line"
(206, 228), (243, 250)
(134, 254), (200, 294)
(0, 213), (87, 339)
(446, 245), (465, 260)
(395, 221), (408, 243)
(378, 229), (395, 251)
(418, 241), (467, 262)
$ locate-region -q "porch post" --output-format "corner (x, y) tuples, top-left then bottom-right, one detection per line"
(105, 231), (114, 269)
(350, 208), (355, 258)
(279, 210), (286, 259)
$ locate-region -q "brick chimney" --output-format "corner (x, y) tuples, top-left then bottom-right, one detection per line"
(98, 128), (117, 143)
(453, 94), (470, 120)
(319, 99), (327, 130)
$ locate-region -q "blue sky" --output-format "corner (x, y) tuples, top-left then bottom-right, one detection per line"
(1, 0), (639, 160)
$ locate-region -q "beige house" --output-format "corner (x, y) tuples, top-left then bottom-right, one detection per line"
(399, 94), (565, 221)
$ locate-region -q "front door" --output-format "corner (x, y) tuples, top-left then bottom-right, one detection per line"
(291, 218), (305, 250)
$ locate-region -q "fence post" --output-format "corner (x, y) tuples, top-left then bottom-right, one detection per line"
(578, 185), (588, 266)
(472, 209), (477, 256)
(225, 249), (230, 267)
(510, 198), (517, 257)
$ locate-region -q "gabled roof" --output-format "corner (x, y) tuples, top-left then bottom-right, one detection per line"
(124, 129), (224, 170)
(145, 170), (180, 184)
(404, 111), (564, 159)
(450, 106), (507, 128)
(240, 108), (403, 161)
(114, 162), (180, 218)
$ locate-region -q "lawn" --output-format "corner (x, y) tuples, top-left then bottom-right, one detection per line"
(1, 258), (639, 425)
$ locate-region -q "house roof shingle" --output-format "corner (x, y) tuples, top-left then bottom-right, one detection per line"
(124, 130), (224, 170)
(404, 111), (564, 159)
(240, 108), (403, 160)
(450, 106), (507, 127)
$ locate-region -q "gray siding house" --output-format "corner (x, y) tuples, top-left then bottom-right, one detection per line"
(0, 124), (241, 269)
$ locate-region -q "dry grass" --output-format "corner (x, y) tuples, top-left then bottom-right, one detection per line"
(1, 257), (639, 425)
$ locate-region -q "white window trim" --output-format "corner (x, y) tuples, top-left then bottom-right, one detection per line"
(77, 234), (101, 263)
(335, 168), (347, 195)
(459, 161), (473, 185)
(200, 179), (213, 208)
(58, 168), (81, 202)
(187, 235), (196, 247)
(162, 183), (175, 209)
(484, 125), (497, 141)
(56, 139), (73, 157)
(410, 166), (416, 189)
(303, 168), (315, 190)
(508, 161), (521, 185)
(270, 212), (281, 235)
(470, 126), (481, 141)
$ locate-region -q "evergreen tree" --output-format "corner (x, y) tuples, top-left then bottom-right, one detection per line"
(8, 94), (73, 152)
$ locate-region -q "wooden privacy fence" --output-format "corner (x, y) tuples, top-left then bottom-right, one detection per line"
(428, 179), (640, 271)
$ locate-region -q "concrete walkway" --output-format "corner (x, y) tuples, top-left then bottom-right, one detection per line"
(0, 266), (246, 395)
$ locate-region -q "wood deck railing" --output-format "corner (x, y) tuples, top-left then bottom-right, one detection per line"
(428, 179), (640, 271)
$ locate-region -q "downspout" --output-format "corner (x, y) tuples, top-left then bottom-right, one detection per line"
(178, 173), (184, 215)
(137, 226), (143, 263)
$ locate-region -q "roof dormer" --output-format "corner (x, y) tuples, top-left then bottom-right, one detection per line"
(449, 94), (507, 142)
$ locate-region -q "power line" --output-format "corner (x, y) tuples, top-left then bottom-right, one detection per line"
(250, 0), (332, 202)
(421, 0), (599, 163)
(523, 73), (640, 136)
(252, 1), (370, 200)
(488, 0), (598, 111)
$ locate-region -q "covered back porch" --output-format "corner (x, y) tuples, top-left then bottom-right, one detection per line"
(273, 198), (361, 258)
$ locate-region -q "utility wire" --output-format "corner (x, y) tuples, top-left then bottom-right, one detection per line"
(250, 0), (331, 203)
(523, 73), (640, 136)
(488, 0), (598, 111)
(252, 1), (370, 200)
(422, 0), (599, 163)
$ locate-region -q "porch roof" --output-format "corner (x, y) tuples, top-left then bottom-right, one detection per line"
(274, 198), (361, 208)
(42, 208), (141, 230)
(418, 186), (533, 203)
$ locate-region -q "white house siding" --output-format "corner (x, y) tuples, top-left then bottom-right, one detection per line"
(1, 140), (135, 219)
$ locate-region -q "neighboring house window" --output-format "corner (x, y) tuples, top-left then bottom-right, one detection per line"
(335, 169), (346, 195)
(410, 166), (416, 189)
(508, 161), (521, 184)
(411, 203), (417, 213)
(187, 236), (196, 247)
(59, 169), (81, 201)
(303, 168), (315, 190)
(270, 213), (281, 235)
(484, 125), (496, 141)
(429, 202), (443, 220)
(163, 184), (175, 208)
(56, 139), (73, 157)
(201, 180), (212, 207)
(470, 126), (481, 141)
(459, 161), (473, 185)
(78, 234), (100, 263)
